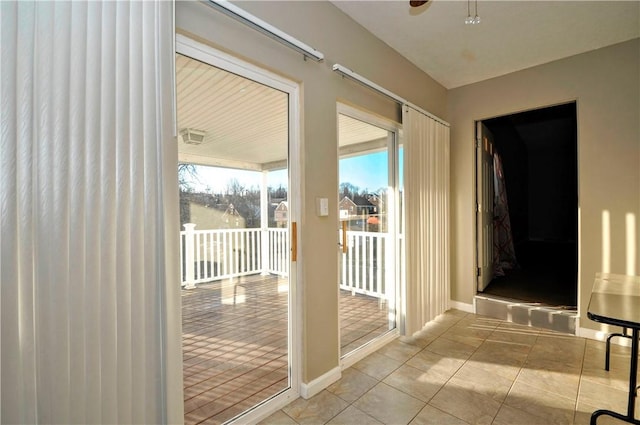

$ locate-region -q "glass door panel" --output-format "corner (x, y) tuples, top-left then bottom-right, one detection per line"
(338, 112), (397, 357)
(176, 52), (292, 423)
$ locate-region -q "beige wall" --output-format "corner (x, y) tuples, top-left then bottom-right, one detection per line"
(448, 38), (640, 331)
(176, 1), (447, 383)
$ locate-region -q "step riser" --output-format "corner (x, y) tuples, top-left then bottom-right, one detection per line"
(475, 295), (578, 334)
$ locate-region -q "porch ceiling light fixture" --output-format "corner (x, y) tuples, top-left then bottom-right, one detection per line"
(180, 128), (206, 145)
(206, 0), (325, 62)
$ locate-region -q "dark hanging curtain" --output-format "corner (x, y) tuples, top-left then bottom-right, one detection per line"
(492, 152), (518, 276)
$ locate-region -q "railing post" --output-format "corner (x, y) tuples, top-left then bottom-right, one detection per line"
(184, 223), (197, 289)
(260, 171), (270, 275)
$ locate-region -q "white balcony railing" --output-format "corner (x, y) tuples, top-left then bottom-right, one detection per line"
(180, 224), (389, 300)
(180, 225), (290, 288)
(339, 230), (388, 299)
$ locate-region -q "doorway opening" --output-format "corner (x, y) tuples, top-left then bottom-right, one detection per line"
(476, 102), (578, 308)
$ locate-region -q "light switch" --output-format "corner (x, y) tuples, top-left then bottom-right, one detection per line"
(316, 197), (329, 217)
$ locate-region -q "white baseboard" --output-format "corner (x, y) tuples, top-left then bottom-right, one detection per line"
(299, 366), (341, 399)
(577, 326), (633, 347)
(449, 300), (474, 313)
(340, 331), (398, 370)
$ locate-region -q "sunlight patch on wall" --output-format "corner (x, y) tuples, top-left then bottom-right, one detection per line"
(602, 210), (610, 273)
(626, 213), (636, 275)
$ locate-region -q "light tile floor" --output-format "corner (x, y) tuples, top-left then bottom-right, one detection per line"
(260, 309), (638, 425)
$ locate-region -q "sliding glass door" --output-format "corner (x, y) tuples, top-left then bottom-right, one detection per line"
(176, 36), (299, 424)
(337, 106), (400, 357)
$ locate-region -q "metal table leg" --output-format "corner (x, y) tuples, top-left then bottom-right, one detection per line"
(591, 328), (640, 424)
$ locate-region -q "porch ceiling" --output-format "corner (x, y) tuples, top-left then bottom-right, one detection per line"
(176, 54), (389, 171)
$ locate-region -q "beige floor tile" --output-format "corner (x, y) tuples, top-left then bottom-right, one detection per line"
(353, 383), (425, 425)
(439, 329), (486, 349)
(408, 322), (451, 348)
(515, 366), (581, 400)
(487, 326), (539, 346)
(450, 363), (514, 402)
(376, 339), (423, 362)
(326, 405), (383, 425)
(573, 399), (635, 425)
(398, 333), (439, 349)
(496, 320), (543, 331)
(413, 321), (454, 340)
(409, 404), (470, 425)
(504, 380), (575, 425)
(579, 363), (632, 392)
(405, 348), (466, 380)
(470, 339), (530, 369)
(258, 410), (299, 425)
(581, 344), (632, 391)
(429, 380), (501, 425)
(454, 315), (502, 330)
(425, 335), (478, 360)
(577, 377), (631, 413)
(583, 344), (631, 372)
(447, 323), (494, 341)
(383, 364), (448, 402)
(281, 391), (349, 425)
(351, 352), (402, 380)
(461, 357), (521, 382)
(529, 334), (585, 364)
(523, 354), (581, 374)
(326, 368), (378, 403)
(492, 404), (554, 425)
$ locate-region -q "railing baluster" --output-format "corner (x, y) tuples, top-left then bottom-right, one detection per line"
(211, 232), (215, 279)
(180, 233), (184, 286)
(377, 236), (383, 298)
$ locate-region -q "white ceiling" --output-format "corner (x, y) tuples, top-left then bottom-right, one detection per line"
(331, 0), (640, 89)
(177, 54), (389, 169)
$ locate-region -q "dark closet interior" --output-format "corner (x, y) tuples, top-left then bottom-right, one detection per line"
(481, 103), (578, 308)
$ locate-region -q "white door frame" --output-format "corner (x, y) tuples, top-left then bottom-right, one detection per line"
(175, 34), (302, 424)
(476, 121), (495, 292)
(336, 102), (401, 368)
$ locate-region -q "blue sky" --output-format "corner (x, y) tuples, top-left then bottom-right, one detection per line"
(340, 152), (388, 192)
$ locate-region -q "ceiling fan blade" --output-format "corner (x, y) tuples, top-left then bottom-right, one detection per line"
(410, 0), (429, 6)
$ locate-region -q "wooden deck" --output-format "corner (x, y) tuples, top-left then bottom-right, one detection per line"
(182, 274), (391, 424)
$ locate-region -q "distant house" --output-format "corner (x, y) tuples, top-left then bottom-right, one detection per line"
(338, 196), (358, 220)
(274, 201), (288, 228)
(339, 195), (381, 231)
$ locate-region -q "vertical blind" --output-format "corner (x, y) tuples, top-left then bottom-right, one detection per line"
(0, 1), (182, 423)
(403, 106), (450, 336)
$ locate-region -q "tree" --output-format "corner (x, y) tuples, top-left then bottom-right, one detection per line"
(178, 163), (199, 193)
(339, 182), (360, 199)
(223, 178), (261, 228)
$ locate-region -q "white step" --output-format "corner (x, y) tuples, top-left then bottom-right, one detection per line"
(474, 294), (578, 334)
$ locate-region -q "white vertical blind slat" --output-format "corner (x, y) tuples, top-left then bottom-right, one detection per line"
(0, 1), (180, 423)
(68, 2), (89, 423)
(403, 106), (450, 336)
